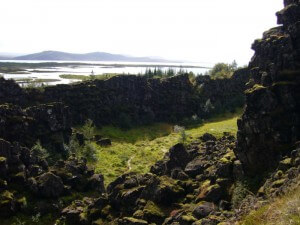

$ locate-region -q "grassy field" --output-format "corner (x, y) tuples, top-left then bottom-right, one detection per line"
(85, 111), (241, 185)
(59, 73), (118, 81)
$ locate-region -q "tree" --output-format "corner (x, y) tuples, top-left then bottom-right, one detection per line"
(208, 60), (238, 79)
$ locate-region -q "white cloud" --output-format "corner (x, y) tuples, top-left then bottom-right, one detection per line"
(0, 0), (283, 65)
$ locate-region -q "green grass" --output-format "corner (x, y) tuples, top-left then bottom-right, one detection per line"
(239, 183), (300, 225)
(86, 111), (240, 185)
(59, 73), (118, 81)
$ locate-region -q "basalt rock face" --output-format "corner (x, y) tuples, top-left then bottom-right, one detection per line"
(236, 1), (300, 175)
(0, 103), (71, 150)
(195, 68), (249, 116)
(0, 78), (26, 105)
(40, 74), (197, 126)
(15, 72), (248, 128)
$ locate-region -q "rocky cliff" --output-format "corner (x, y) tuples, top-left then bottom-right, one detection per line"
(0, 69), (248, 129)
(235, 0), (300, 175)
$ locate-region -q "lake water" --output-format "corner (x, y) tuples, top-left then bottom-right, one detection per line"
(0, 60), (211, 86)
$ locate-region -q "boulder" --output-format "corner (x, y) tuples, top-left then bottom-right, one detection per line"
(192, 202), (216, 219)
(88, 174), (106, 193)
(96, 138), (112, 147)
(36, 172), (64, 198)
(200, 133), (217, 142)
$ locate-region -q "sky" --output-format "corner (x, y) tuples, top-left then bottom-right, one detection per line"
(0, 0), (283, 65)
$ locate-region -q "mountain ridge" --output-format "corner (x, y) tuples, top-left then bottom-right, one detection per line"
(12, 50), (177, 62)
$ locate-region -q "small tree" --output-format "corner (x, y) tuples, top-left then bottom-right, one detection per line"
(209, 60), (238, 79)
(82, 119), (95, 140)
(179, 129), (187, 144)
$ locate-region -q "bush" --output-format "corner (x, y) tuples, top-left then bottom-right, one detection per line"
(81, 141), (97, 162)
(64, 132), (80, 155)
(82, 119), (95, 140)
(31, 140), (49, 160)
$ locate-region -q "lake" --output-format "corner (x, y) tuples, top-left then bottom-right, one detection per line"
(0, 60), (211, 86)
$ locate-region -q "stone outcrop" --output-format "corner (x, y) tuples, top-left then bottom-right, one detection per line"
(0, 103), (71, 150)
(236, 0), (300, 175)
(0, 138), (105, 218)
(0, 70), (249, 128)
(57, 133), (238, 225)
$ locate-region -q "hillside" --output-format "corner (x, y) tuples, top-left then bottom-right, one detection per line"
(13, 51), (173, 62)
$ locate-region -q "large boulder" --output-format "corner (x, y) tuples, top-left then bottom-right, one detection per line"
(36, 172), (64, 198)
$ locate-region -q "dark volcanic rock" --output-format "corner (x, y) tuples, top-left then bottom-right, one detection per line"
(236, 0), (300, 175)
(36, 172), (64, 198)
(96, 138), (112, 147)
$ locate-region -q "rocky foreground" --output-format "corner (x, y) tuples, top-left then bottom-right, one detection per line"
(1, 0), (300, 224)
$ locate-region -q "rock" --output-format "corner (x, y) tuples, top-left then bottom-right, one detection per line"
(0, 157), (8, 178)
(96, 138), (112, 147)
(87, 174), (106, 193)
(142, 176), (185, 205)
(232, 160), (244, 179)
(61, 200), (88, 225)
(200, 133), (217, 142)
(219, 200), (231, 211)
(235, 0), (300, 175)
(278, 158), (292, 171)
(184, 158), (206, 177)
(142, 201), (166, 224)
(192, 202), (215, 219)
(36, 172), (64, 198)
(167, 143), (190, 171)
(197, 184), (223, 203)
(0, 190), (16, 217)
(76, 132), (85, 146)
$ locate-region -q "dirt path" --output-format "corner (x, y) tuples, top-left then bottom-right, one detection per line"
(127, 156), (134, 171)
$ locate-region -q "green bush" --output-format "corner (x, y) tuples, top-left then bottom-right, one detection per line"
(31, 140), (49, 160)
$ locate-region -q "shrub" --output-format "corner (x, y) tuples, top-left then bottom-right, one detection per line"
(31, 140), (49, 160)
(82, 119), (95, 140)
(81, 141), (97, 162)
(64, 132), (80, 155)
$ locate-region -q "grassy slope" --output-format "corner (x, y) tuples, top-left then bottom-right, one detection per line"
(240, 183), (300, 225)
(90, 112), (240, 185)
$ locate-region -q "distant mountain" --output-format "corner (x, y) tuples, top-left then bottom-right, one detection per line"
(13, 51), (174, 62)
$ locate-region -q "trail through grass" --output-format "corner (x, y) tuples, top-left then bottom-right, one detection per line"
(87, 112), (240, 185)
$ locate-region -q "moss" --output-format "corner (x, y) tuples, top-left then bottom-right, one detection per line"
(17, 197), (27, 208)
(1, 190), (14, 201)
(133, 209), (144, 218)
(220, 150), (236, 164)
(244, 84), (266, 94)
(0, 157), (6, 162)
(272, 179), (286, 188)
(101, 205), (112, 217)
(274, 170), (284, 179)
(123, 217), (148, 224)
(280, 158), (291, 165)
(159, 176), (184, 193)
(143, 201), (165, 218)
(181, 214), (197, 222)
